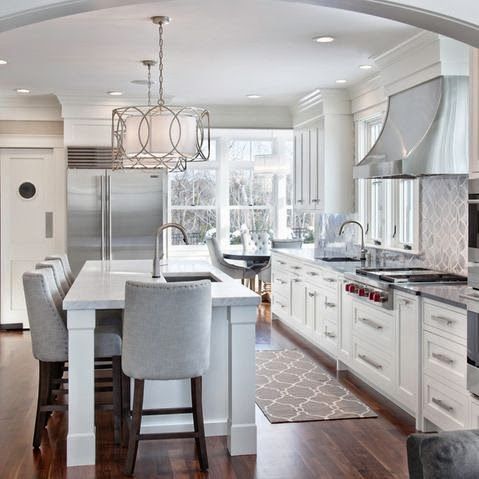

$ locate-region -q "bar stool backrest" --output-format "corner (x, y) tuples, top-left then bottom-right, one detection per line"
(122, 280), (212, 381)
(23, 270), (68, 362)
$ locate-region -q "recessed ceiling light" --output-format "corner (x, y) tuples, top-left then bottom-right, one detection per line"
(0, 59), (7, 65)
(108, 91), (123, 96)
(335, 79), (347, 84)
(359, 64), (373, 70)
(246, 94), (261, 99)
(15, 88), (30, 94)
(313, 36), (335, 43)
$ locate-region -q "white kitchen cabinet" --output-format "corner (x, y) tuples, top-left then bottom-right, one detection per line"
(293, 113), (353, 213)
(338, 280), (353, 364)
(470, 48), (479, 175)
(395, 293), (419, 413)
(305, 284), (321, 334)
(290, 275), (306, 326)
(469, 396), (479, 428)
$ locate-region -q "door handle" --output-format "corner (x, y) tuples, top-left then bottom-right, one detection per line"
(107, 175), (112, 260)
(99, 176), (105, 260)
(45, 212), (53, 238)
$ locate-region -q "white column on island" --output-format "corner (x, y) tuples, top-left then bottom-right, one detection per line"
(227, 305), (258, 455)
(67, 309), (96, 466)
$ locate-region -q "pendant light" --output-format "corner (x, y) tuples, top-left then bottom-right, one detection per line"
(112, 16), (210, 171)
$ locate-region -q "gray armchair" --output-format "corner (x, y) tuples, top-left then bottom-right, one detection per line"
(407, 430), (479, 479)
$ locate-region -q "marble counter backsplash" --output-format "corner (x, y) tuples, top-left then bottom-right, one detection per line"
(314, 176), (468, 275)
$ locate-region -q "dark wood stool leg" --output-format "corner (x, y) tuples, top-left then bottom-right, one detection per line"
(122, 372), (131, 447)
(124, 379), (144, 476)
(33, 361), (51, 449)
(191, 376), (208, 471)
(112, 356), (122, 445)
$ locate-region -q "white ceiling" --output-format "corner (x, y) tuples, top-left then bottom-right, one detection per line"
(0, 0), (418, 106)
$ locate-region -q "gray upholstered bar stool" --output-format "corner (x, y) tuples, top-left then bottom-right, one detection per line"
(23, 269), (123, 448)
(35, 259), (70, 297)
(45, 253), (75, 286)
(122, 280), (212, 475)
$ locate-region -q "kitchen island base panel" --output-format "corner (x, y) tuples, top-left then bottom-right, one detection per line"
(67, 309), (96, 467)
(65, 296), (258, 466)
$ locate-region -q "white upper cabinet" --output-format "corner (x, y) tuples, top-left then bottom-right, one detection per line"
(470, 48), (479, 175)
(292, 90), (354, 213)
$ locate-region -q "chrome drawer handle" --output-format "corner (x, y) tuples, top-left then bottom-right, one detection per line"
(292, 266), (302, 270)
(293, 278), (302, 283)
(324, 277), (336, 283)
(359, 317), (383, 330)
(325, 302), (336, 308)
(306, 271), (319, 276)
(325, 331), (336, 339)
(277, 260), (286, 265)
(358, 354), (383, 370)
(432, 397), (454, 413)
(431, 315), (455, 327)
(276, 279), (287, 285)
(276, 302), (286, 309)
(431, 352), (455, 365)
(308, 292), (316, 298)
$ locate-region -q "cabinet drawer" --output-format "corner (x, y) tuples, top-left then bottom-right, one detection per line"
(272, 271), (290, 298)
(423, 300), (466, 344)
(323, 290), (339, 324)
(423, 374), (468, 430)
(351, 337), (394, 392)
(272, 293), (289, 316)
(321, 272), (339, 291)
(352, 302), (394, 352)
(423, 330), (466, 389)
(321, 320), (338, 356)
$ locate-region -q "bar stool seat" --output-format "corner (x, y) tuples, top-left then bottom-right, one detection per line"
(122, 280), (212, 475)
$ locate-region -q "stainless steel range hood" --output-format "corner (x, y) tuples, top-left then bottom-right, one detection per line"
(354, 76), (469, 179)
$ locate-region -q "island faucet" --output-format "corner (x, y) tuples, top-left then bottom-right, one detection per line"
(338, 220), (367, 261)
(153, 223), (189, 278)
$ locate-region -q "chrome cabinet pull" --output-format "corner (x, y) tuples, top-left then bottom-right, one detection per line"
(306, 271), (319, 276)
(276, 301), (286, 309)
(324, 277), (336, 283)
(308, 291), (316, 298)
(431, 315), (455, 327)
(292, 266), (302, 270)
(358, 354), (383, 370)
(325, 331), (336, 339)
(277, 260), (286, 265)
(276, 279), (287, 285)
(432, 397), (454, 413)
(431, 352), (455, 365)
(292, 278), (302, 283)
(325, 301), (336, 308)
(358, 317), (383, 330)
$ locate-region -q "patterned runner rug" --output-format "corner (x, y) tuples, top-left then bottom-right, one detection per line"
(256, 349), (377, 423)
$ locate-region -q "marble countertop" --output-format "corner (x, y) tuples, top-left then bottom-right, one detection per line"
(63, 259), (261, 310)
(272, 248), (468, 309)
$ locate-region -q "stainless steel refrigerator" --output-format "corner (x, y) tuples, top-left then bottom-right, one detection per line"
(67, 169), (167, 275)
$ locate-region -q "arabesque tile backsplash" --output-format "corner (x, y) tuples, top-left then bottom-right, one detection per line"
(314, 176), (468, 275)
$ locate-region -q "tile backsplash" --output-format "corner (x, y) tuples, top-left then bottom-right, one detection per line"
(314, 176), (468, 275)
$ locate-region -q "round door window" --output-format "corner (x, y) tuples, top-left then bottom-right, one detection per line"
(18, 182), (36, 199)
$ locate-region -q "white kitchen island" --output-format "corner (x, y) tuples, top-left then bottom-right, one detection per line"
(63, 259), (260, 467)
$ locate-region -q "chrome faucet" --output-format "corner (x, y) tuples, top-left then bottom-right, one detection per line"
(338, 220), (367, 261)
(153, 223), (189, 278)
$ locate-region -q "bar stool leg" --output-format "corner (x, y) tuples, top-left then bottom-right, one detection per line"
(191, 376), (208, 471)
(33, 361), (51, 449)
(112, 355), (122, 445)
(124, 379), (144, 476)
(121, 372), (131, 447)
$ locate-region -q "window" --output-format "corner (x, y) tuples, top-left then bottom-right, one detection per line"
(167, 129), (297, 250)
(356, 113), (420, 253)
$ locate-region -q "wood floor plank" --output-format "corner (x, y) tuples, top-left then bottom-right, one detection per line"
(0, 304), (414, 478)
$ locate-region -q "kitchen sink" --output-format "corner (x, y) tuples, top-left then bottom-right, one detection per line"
(163, 273), (221, 283)
(318, 256), (361, 262)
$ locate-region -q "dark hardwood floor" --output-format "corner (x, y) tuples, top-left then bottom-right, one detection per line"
(0, 304), (415, 478)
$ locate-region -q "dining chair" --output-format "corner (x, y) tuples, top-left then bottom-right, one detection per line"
(241, 230), (271, 255)
(35, 259), (70, 298)
(45, 254), (75, 286)
(205, 237), (257, 286)
(122, 280), (212, 475)
(23, 269), (123, 447)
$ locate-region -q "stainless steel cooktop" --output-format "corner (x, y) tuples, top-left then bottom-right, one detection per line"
(355, 267), (467, 284)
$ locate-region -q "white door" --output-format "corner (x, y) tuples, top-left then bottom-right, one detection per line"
(1, 149), (58, 328)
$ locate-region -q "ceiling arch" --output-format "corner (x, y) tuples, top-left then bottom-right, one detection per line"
(0, 0), (478, 47)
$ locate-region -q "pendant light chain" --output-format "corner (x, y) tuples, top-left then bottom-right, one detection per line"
(158, 22), (165, 106)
